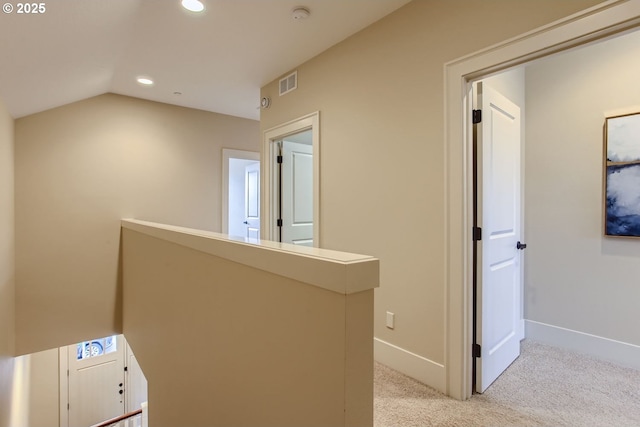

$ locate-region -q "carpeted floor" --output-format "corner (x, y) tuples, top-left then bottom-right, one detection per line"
(374, 340), (640, 426)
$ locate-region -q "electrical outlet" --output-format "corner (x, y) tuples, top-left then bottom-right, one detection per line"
(386, 311), (395, 329)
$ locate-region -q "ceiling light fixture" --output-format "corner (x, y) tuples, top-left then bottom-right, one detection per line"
(136, 76), (154, 86)
(292, 6), (310, 20)
(182, 0), (205, 13)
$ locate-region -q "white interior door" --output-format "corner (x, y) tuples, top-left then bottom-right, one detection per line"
(222, 149), (260, 237)
(244, 161), (260, 241)
(475, 82), (523, 393)
(68, 336), (125, 427)
(280, 139), (313, 246)
(263, 114), (319, 247)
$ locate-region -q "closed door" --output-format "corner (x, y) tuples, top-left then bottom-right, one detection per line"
(475, 82), (523, 393)
(68, 336), (125, 427)
(279, 138), (313, 246)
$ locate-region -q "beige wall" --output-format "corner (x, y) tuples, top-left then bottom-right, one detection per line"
(525, 29), (640, 345)
(122, 226), (375, 427)
(0, 97), (15, 427)
(9, 349), (59, 427)
(260, 0), (602, 375)
(15, 94), (259, 355)
(26, 349), (59, 427)
(483, 69), (525, 118)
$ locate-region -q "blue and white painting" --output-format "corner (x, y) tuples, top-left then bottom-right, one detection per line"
(606, 113), (640, 237)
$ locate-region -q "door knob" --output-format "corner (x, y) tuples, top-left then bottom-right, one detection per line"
(243, 221), (249, 224)
(517, 241), (527, 250)
(119, 390), (124, 395)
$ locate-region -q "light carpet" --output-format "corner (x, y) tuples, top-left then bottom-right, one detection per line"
(374, 340), (640, 426)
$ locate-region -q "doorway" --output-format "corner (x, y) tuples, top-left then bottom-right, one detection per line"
(59, 335), (147, 427)
(445, 1), (640, 400)
(275, 130), (313, 246)
(263, 112), (320, 246)
(222, 149), (260, 240)
(472, 28), (640, 395)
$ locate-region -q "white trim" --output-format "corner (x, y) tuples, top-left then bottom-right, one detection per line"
(262, 112), (320, 246)
(445, 0), (640, 400)
(525, 320), (640, 370)
(517, 319), (525, 342)
(122, 218), (378, 295)
(374, 338), (446, 393)
(221, 149), (260, 235)
(141, 402), (149, 427)
(59, 346), (69, 427)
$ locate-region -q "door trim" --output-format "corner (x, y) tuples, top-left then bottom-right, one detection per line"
(59, 347), (69, 427)
(262, 112), (320, 246)
(444, 0), (640, 400)
(221, 149), (260, 235)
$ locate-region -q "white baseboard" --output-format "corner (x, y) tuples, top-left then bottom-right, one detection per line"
(374, 338), (446, 393)
(525, 319), (640, 370)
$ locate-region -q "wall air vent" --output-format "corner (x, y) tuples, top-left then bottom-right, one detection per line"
(279, 71), (298, 96)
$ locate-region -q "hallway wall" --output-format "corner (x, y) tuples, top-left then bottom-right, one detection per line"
(0, 98), (15, 427)
(9, 349), (59, 427)
(260, 0), (602, 388)
(14, 94), (259, 355)
(525, 29), (640, 357)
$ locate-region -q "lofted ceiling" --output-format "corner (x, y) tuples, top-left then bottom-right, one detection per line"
(0, 0), (411, 120)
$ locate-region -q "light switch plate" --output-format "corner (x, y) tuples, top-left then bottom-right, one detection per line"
(386, 311), (395, 329)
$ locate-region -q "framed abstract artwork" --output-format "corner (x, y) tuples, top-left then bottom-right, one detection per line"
(604, 112), (640, 237)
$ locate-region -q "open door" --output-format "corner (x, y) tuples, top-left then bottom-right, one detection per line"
(474, 82), (524, 393)
(263, 112), (319, 247)
(222, 149), (260, 238)
(276, 133), (314, 246)
(244, 161), (260, 241)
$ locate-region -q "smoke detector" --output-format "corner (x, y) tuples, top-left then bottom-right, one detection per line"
(292, 6), (310, 20)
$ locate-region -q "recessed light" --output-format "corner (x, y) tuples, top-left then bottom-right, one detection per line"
(136, 77), (154, 86)
(182, 0), (204, 12)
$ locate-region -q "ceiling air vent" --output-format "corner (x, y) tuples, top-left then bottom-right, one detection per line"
(279, 71), (297, 96)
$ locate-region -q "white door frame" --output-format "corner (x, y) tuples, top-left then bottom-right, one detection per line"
(222, 148), (260, 235)
(59, 347), (69, 427)
(444, 0), (640, 400)
(262, 112), (320, 246)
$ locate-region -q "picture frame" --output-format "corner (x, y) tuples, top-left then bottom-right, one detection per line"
(604, 112), (640, 237)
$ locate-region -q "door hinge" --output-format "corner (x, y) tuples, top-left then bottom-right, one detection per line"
(277, 155), (283, 164)
(473, 227), (482, 241)
(277, 219), (283, 227)
(473, 343), (482, 358)
(472, 109), (482, 124)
